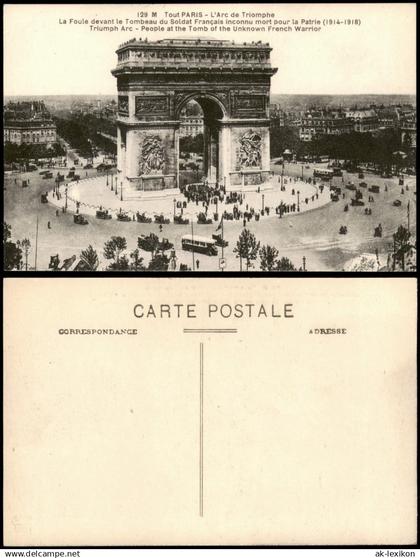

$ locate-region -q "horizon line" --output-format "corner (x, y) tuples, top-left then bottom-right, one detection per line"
(4, 92), (417, 98)
(3, 91), (417, 97)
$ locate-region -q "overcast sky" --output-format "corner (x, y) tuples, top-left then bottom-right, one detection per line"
(4, 3), (417, 96)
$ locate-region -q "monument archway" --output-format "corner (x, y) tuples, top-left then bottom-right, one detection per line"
(111, 38), (277, 196)
(176, 93), (225, 186)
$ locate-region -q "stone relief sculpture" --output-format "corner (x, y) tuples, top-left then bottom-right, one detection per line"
(236, 96), (265, 110)
(118, 96), (129, 113)
(238, 130), (262, 168)
(136, 96), (168, 114)
(140, 136), (164, 175)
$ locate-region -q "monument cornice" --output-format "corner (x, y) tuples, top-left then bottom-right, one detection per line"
(112, 67), (278, 77)
(218, 118), (271, 127)
(116, 38), (273, 53)
(117, 118), (181, 128)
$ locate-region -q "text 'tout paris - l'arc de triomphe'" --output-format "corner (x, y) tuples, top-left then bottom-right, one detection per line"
(111, 37), (278, 196)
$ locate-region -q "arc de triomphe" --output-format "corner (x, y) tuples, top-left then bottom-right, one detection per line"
(111, 37), (277, 196)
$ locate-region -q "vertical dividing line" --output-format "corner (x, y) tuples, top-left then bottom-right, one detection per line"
(199, 342), (204, 517)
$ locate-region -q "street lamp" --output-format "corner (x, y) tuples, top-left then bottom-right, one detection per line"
(65, 186), (68, 212)
(16, 240), (21, 270)
(301, 165), (304, 180)
(297, 190), (300, 212)
(17, 238), (31, 271)
(120, 181), (123, 201)
(115, 177), (118, 196)
(88, 138), (94, 165)
(173, 198), (176, 220)
(106, 170), (109, 186)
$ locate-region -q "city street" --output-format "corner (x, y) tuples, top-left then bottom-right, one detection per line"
(4, 161), (416, 271)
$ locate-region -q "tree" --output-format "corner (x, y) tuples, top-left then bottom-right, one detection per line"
(275, 257), (296, 271)
(269, 125), (300, 158)
(138, 233), (160, 256)
(402, 132), (413, 152)
(4, 222), (12, 243)
(148, 252), (169, 271)
(233, 229), (260, 271)
(392, 225), (414, 271)
(3, 222), (23, 271)
(180, 133), (204, 154)
(79, 245), (99, 271)
(107, 254), (130, 271)
(103, 236), (127, 268)
(130, 249), (146, 271)
(259, 245), (279, 271)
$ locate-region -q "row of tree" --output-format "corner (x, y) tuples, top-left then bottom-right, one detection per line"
(232, 226), (416, 272)
(4, 142), (65, 164)
(4, 223), (416, 272)
(270, 123), (415, 171)
(76, 232), (299, 272)
(65, 237), (169, 271)
(54, 114), (117, 158)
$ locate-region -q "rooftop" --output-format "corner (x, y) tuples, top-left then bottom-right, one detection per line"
(116, 37), (271, 52)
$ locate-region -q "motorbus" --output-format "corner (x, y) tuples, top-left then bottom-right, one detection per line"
(181, 235), (218, 256)
(313, 168), (334, 180)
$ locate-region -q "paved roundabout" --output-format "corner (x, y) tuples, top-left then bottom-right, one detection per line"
(4, 161), (416, 271)
(50, 173), (331, 222)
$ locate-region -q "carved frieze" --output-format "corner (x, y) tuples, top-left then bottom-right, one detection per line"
(232, 94), (266, 117)
(135, 96), (169, 116)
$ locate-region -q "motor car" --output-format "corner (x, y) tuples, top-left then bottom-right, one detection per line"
(74, 214), (88, 225)
(117, 211), (132, 222)
(96, 209), (112, 220)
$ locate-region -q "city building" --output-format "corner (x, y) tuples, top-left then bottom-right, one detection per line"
(269, 104), (298, 127)
(3, 101), (57, 146)
(179, 106), (204, 137)
(298, 109), (353, 141)
(345, 109), (379, 133)
(179, 116), (204, 137)
(69, 99), (117, 120)
(375, 106), (401, 129)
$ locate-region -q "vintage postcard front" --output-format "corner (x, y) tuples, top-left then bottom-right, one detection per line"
(3, 3), (416, 272)
(3, 278), (417, 546)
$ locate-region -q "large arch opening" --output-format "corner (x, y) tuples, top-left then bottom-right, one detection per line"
(178, 100), (204, 187)
(177, 94), (225, 189)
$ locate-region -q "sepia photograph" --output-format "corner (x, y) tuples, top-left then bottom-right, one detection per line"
(3, 3), (417, 272)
